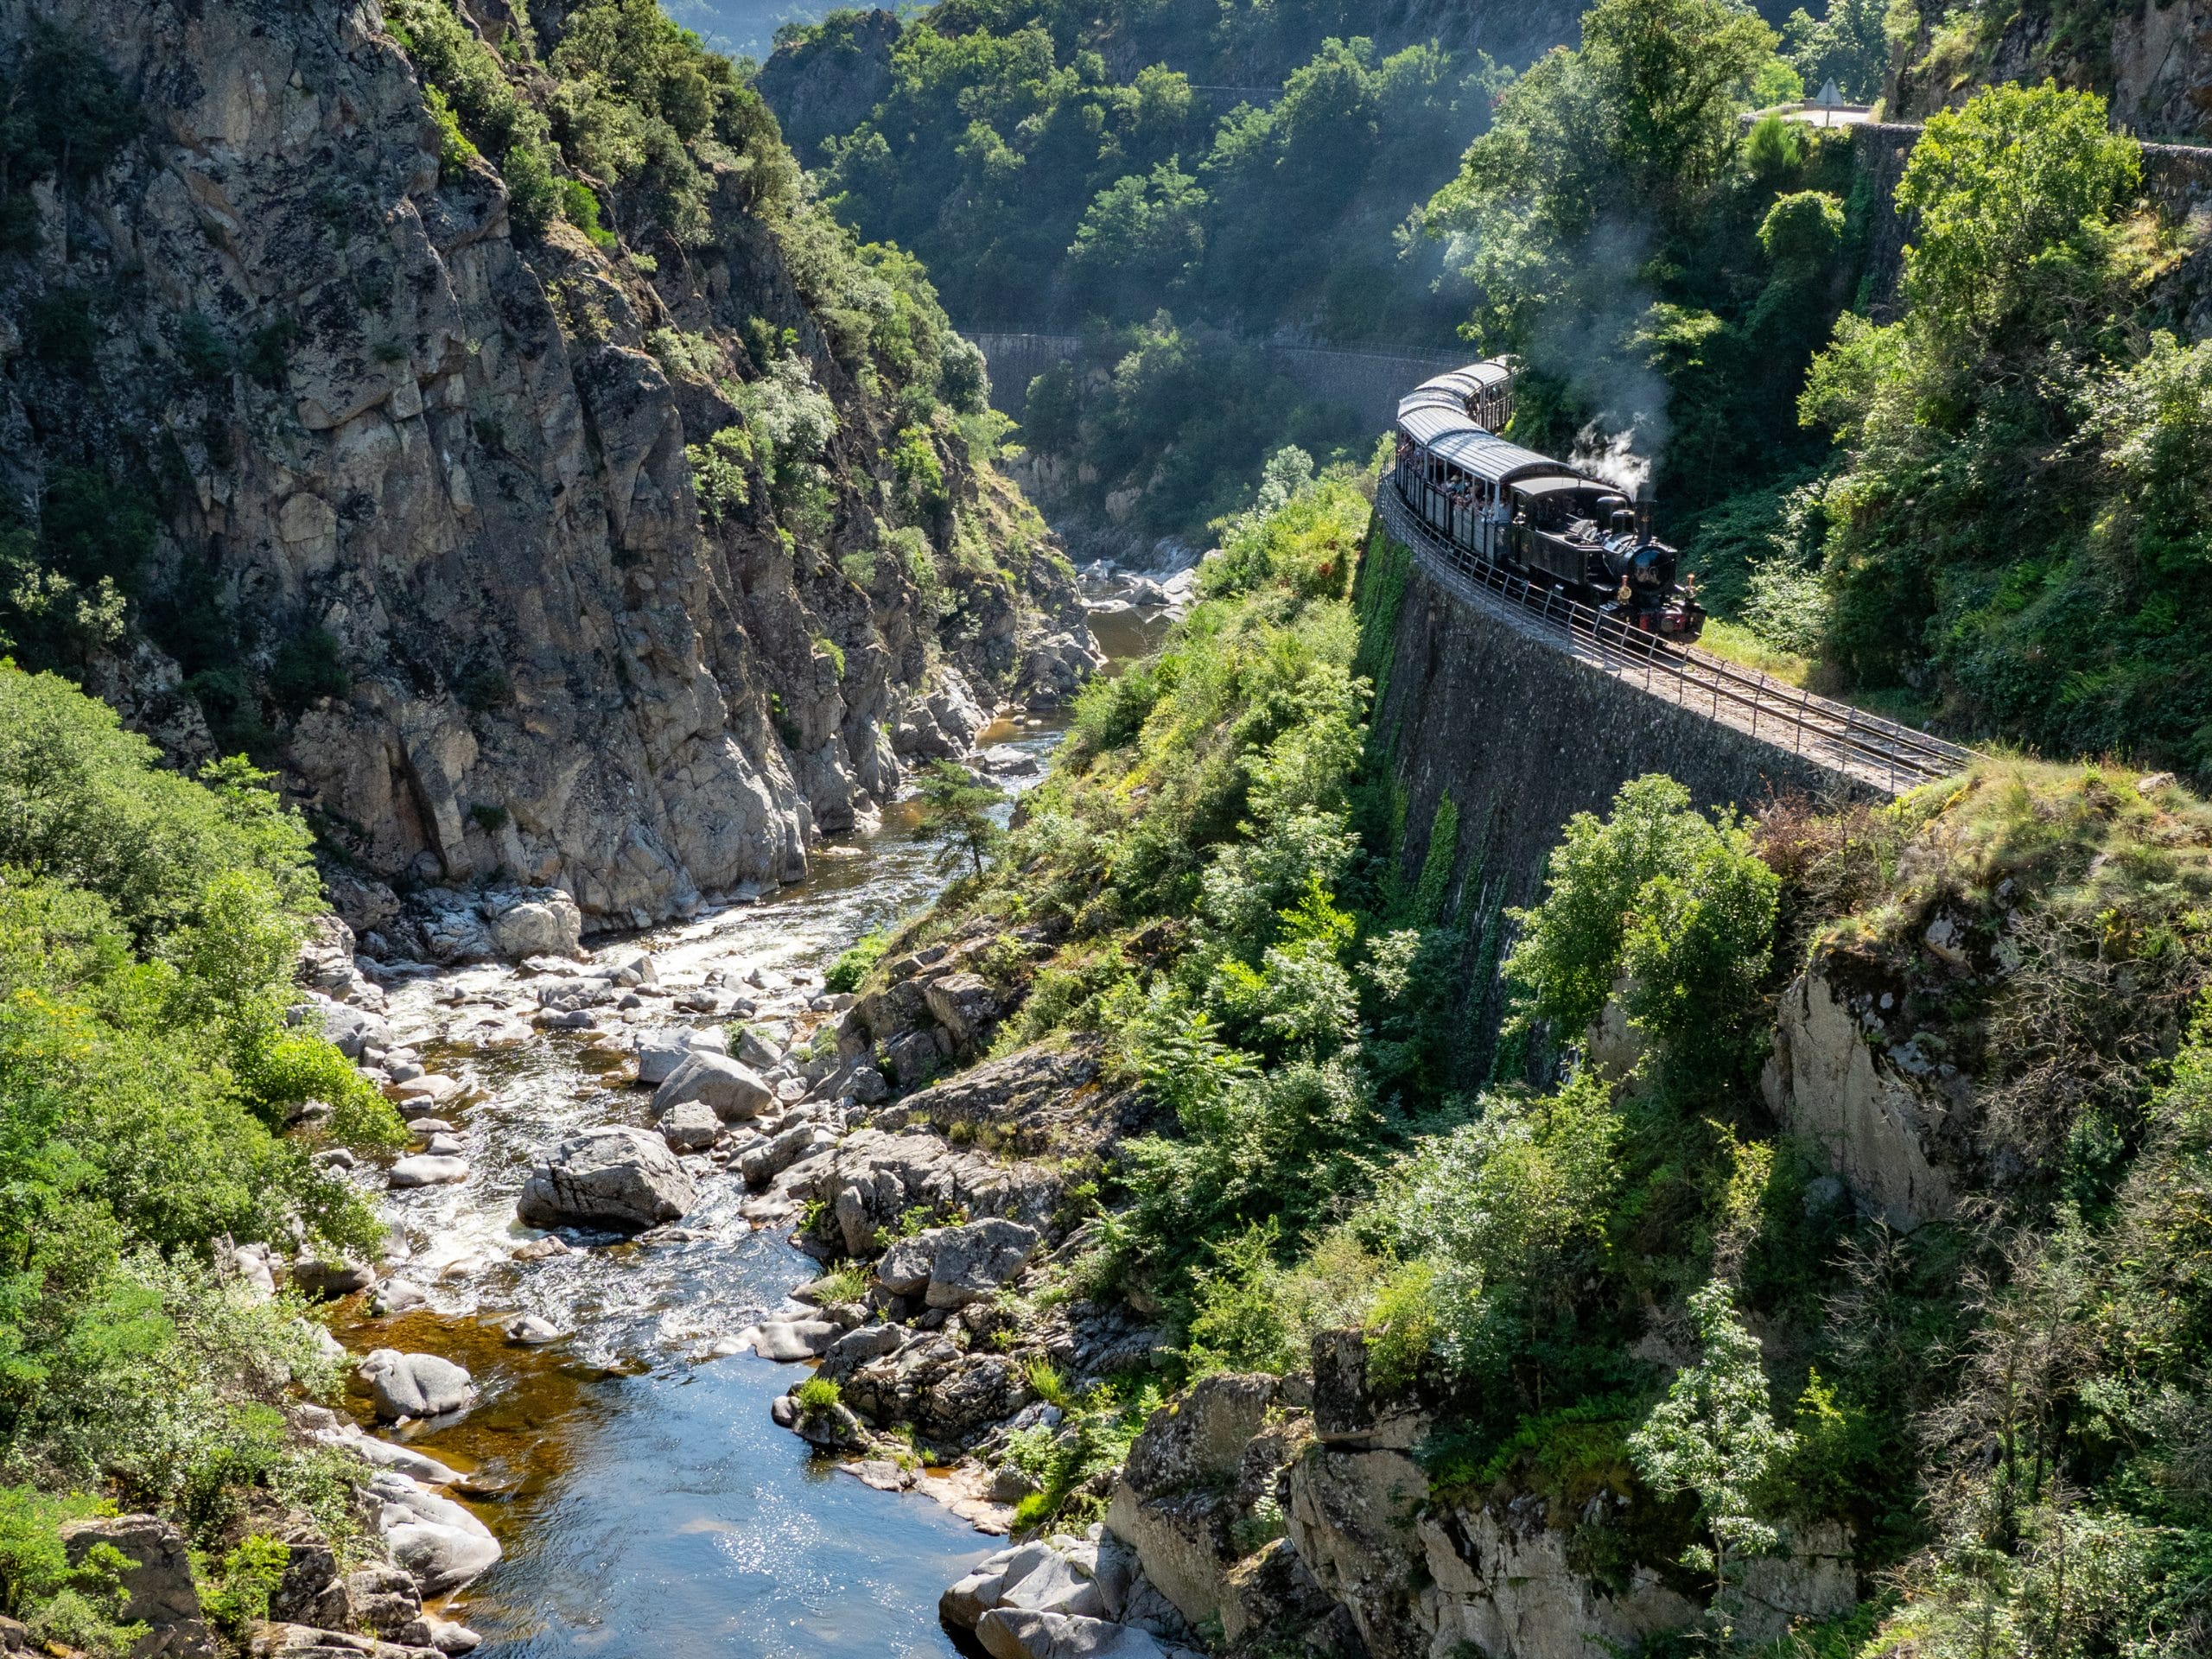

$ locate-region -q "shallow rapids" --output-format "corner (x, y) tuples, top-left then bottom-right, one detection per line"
(331, 718), (1065, 1656)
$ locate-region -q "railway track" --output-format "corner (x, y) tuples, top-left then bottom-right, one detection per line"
(1376, 480), (1976, 797)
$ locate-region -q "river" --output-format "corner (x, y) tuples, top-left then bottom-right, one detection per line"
(332, 716), (1069, 1658)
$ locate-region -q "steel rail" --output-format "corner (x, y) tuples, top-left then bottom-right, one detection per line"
(1376, 475), (1974, 796)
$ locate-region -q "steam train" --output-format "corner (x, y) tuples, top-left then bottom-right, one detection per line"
(1392, 359), (1706, 643)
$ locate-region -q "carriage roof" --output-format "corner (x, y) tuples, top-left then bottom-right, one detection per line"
(1396, 362), (1512, 425)
(1397, 359), (1580, 487)
(1402, 417), (1585, 488)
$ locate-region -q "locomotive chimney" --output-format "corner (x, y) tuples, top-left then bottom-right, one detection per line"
(1635, 480), (1655, 541)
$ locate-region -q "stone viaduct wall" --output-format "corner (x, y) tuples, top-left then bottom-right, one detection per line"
(1366, 528), (1872, 1080)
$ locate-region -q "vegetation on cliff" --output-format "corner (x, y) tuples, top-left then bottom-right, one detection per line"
(861, 428), (2212, 1649)
(0, 665), (401, 1652)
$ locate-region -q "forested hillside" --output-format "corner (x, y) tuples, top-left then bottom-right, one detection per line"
(755, 0), (1920, 546)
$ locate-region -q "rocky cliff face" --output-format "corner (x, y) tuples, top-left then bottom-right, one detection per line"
(1066, 1336), (1857, 1659)
(0, 0), (1094, 941)
(1889, 0), (2212, 141)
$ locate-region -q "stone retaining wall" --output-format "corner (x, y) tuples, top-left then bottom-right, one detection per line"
(1369, 529), (1875, 1079)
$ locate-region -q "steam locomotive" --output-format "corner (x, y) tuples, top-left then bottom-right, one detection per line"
(1392, 359), (1706, 643)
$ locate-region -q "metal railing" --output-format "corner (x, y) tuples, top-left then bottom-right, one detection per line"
(1378, 474), (1975, 797)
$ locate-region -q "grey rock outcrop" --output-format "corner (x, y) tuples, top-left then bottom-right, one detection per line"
(976, 1609), (1165, 1659)
(365, 1472), (501, 1594)
(1280, 1331), (1856, 1658)
(653, 1051), (773, 1122)
(251, 1626), (442, 1659)
(658, 1099), (723, 1153)
(359, 1351), (477, 1421)
(632, 1025), (725, 1085)
(918, 1217), (1042, 1308)
(1105, 1374), (1304, 1639)
(1763, 967), (1959, 1230)
(804, 1129), (1063, 1258)
(517, 1125), (696, 1231)
(59, 1513), (212, 1659)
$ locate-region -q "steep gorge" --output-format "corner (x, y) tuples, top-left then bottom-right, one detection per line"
(0, 0), (1096, 941)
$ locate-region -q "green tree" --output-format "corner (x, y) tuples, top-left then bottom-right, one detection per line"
(1429, 0), (1777, 345)
(1067, 161), (1207, 307)
(1502, 774), (1716, 1040)
(1892, 80), (2139, 345)
(916, 760), (1005, 878)
(1798, 84), (2164, 721)
(1783, 0), (1890, 103)
(1628, 1279), (1795, 1631)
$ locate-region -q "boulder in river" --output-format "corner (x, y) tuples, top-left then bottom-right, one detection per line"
(658, 1099), (721, 1153)
(367, 1471), (501, 1593)
(359, 1351), (477, 1421)
(632, 1025), (724, 1085)
(388, 1155), (469, 1189)
(739, 1122), (834, 1185)
(289, 1253), (376, 1298)
(653, 1051), (773, 1122)
(747, 1319), (841, 1361)
(371, 1278), (430, 1317)
(486, 889), (585, 960)
(517, 1125), (696, 1232)
(252, 1623), (443, 1659)
(976, 1609), (1165, 1659)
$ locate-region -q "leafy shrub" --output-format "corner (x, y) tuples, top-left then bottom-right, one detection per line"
(557, 178), (615, 246)
(1185, 1223), (1300, 1375)
(824, 928), (889, 992)
(174, 313), (231, 383)
(0, 1490), (141, 1656)
(686, 425), (753, 524)
(499, 137), (560, 238)
(196, 1534), (289, 1638)
(457, 662), (514, 713)
(266, 628), (350, 714)
(793, 1376), (842, 1416)
(1025, 1358), (1072, 1408)
(240, 318), (298, 389)
(808, 1262), (868, 1304)
(422, 84), (480, 181)
(889, 424), (946, 522)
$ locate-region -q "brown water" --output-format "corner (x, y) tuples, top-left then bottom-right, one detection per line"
(334, 720), (1066, 1656)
